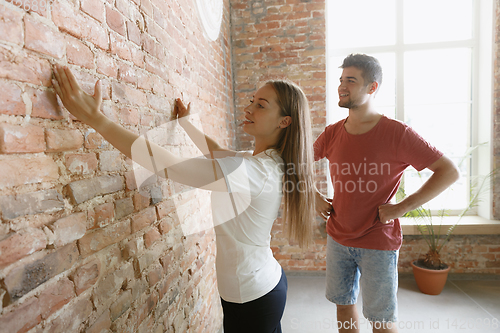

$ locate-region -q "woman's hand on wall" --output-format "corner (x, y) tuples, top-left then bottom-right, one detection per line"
(52, 64), (105, 127)
(173, 98), (191, 119)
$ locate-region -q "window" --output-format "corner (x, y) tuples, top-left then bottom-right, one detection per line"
(326, 0), (494, 215)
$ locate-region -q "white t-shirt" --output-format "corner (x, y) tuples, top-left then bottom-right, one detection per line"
(212, 149), (284, 303)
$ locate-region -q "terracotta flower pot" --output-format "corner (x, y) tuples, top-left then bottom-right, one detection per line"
(410, 260), (451, 295)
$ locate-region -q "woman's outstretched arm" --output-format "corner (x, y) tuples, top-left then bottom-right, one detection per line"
(52, 65), (227, 191)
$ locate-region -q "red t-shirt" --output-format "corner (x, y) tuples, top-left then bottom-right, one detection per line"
(314, 116), (443, 250)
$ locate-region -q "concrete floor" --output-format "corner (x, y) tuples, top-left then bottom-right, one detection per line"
(282, 272), (500, 333)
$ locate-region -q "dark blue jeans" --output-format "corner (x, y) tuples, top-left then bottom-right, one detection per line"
(220, 268), (288, 333)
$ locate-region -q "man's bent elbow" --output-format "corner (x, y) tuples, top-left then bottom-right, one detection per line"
(433, 156), (460, 187)
(447, 159), (460, 185)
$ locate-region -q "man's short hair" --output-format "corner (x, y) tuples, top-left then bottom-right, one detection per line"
(340, 53), (383, 87)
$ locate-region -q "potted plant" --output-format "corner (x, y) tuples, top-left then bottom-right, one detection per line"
(398, 149), (493, 295)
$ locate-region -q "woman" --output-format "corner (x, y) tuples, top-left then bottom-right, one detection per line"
(52, 64), (315, 333)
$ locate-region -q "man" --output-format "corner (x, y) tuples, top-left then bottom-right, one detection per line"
(314, 53), (459, 333)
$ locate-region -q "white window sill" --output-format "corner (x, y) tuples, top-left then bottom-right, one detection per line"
(400, 216), (500, 236)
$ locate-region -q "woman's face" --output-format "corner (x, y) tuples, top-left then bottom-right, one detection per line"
(242, 84), (287, 138)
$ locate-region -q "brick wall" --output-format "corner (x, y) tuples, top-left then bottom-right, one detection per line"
(230, 0), (329, 271)
(0, 0), (232, 332)
(399, 235), (500, 274)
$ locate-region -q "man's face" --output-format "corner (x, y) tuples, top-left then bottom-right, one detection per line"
(338, 66), (372, 109)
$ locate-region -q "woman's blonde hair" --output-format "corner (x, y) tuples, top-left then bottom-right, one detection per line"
(267, 80), (315, 248)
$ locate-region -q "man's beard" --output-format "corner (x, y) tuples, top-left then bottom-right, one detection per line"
(338, 99), (354, 109)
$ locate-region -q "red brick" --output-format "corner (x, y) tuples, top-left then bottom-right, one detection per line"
(0, 124), (45, 154)
(111, 81), (147, 106)
(52, 0), (109, 50)
(301, 48), (324, 58)
(0, 45), (52, 86)
(130, 292), (158, 327)
(119, 107), (140, 125)
(66, 36), (95, 69)
(167, 9), (185, 35)
(482, 253), (496, 260)
(38, 278), (76, 319)
(151, 0), (169, 17)
(0, 228), (47, 269)
(125, 170), (137, 190)
(115, 0), (132, 18)
(140, 111), (155, 127)
(115, 197), (134, 220)
(287, 12), (311, 20)
(4, 243), (79, 302)
(0, 189), (64, 220)
(96, 51), (119, 78)
(157, 274), (172, 301)
(0, 155), (59, 190)
(144, 55), (169, 81)
(87, 309), (111, 333)
(110, 32), (133, 61)
(65, 153), (98, 174)
(137, 70), (154, 91)
(141, 33), (164, 59)
(159, 248), (174, 273)
(118, 62), (137, 84)
(43, 296), (93, 333)
(153, 6), (167, 29)
(156, 199), (176, 219)
(0, 81), (24, 116)
(72, 258), (101, 295)
(0, 296), (41, 333)
(180, 248), (197, 271)
(28, 87), (64, 120)
(45, 128), (84, 152)
(101, 104), (120, 123)
(488, 246), (500, 252)
(67, 175), (124, 204)
(80, 0), (105, 23)
(0, 4), (24, 45)
(158, 217), (174, 235)
(93, 202), (115, 226)
(131, 207), (156, 233)
(24, 15), (65, 58)
(129, 44), (144, 67)
(147, 265), (163, 287)
(140, 0), (153, 17)
(84, 129), (108, 149)
(133, 191), (151, 211)
(144, 227), (161, 248)
(232, 3), (248, 10)
(94, 262), (134, 306)
(78, 220), (131, 257)
(142, 85), (163, 105)
(106, 6), (126, 36)
(122, 237), (143, 260)
(51, 213), (87, 247)
(109, 289), (132, 320)
(70, 69), (103, 97)
(99, 150), (122, 172)
(127, 20), (141, 45)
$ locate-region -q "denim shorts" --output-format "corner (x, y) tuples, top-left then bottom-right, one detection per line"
(326, 235), (399, 322)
